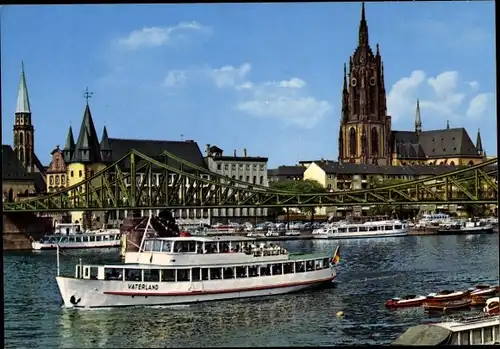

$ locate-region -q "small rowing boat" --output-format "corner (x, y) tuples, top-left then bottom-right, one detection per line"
(385, 295), (427, 308)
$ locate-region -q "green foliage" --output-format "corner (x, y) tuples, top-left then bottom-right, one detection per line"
(269, 179), (326, 216)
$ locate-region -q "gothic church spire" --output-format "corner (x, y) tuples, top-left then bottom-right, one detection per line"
(358, 2), (369, 47)
(414, 99), (422, 134)
(16, 61), (31, 114)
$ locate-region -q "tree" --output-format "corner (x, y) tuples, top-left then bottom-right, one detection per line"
(459, 177), (486, 217)
(369, 177), (419, 219)
(269, 179), (326, 219)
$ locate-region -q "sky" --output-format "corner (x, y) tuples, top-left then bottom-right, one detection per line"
(1, 2), (496, 167)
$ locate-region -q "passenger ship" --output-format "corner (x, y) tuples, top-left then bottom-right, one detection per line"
(55, 228), (340, 308)
(312, 220), (409, 240)
(32, 223), (121, 250)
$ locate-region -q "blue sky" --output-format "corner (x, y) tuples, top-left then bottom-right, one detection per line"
(1, 2), (496, 167)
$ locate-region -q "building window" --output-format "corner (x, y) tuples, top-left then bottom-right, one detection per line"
(371, 127), (378, 156)
(55, 176), (60, 185)
(239, 176), (243, 181)
(253, 165), (257, 170)
(327, 184), (332, 190)
(79, 170), (82, 177)
(49, 176), (54, 185)
(246, 176), (250, 182)
(239, 164), (243, 169)
(217, 164), (221, 170)
(349, 127), (357, 157)
(61, 175), (65, 185)
(260, 165), (264, 170)
(253, 176), (256, 184)
(232, 165), (236, 170)
(70, 171), (74, 177)
(260, 176), (264, 184)
(246, 165), (250, 170)
(224, 164), (229, 170)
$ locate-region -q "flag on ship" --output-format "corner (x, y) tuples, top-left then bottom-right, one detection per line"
(331, 246), (341, 265)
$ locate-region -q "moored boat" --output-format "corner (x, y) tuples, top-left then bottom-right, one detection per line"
(55, 230), (341, 308)
(483, 297), (499, 315)
(314, 219), (409, 240)
(469, 285), (500, 306)
(423, 298), (471, 312)
(437, 220), (494, 235)
(32, 223), (121, 250)
(385, 295), (427, 308)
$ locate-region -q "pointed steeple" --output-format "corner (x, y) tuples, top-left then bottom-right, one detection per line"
(64, 125), (75, 150)
(63, 125), (76, 163)
(100, 126), (113, 162)
(358, 2), (369, 47)
(446, 120), (450, 129)
(71, 103), (102, 163)
(476, 128), (483, 155)
(16, 61), (31, 114)
(414, 99), (422, 134)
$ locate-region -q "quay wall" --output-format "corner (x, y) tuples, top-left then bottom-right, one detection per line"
(3, 213), (52, 251)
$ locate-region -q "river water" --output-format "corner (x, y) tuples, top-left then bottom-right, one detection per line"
(4, 234), (499, 347)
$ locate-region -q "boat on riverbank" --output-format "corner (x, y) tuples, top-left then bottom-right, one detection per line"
(313, 219), (409, 239)
(437, 220), (494, 235)
(32, 223), (121, 250)
(55, 224), (340, 308)
(392, 314), (500, 345)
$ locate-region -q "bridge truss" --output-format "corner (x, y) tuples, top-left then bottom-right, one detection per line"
(3, 150), (498, 213)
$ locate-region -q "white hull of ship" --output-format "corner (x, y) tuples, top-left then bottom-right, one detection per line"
(32, 240), (120, 250)
(56, 268), (336, 308)
(313, 230), (408, 240)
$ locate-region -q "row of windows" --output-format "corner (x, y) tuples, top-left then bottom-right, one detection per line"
(68, 169), (94, 178)
(92, 259), (331, 282)
(224, 175), (265, 185)
(49, 174), (66, 186)
(449, 326), (497, 345)
(217, 164), (265, 171)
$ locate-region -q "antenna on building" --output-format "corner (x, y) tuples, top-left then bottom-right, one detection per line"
(180, 134), (184, 141)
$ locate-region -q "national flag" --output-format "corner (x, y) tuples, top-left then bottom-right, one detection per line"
(331, 246), (341, 265)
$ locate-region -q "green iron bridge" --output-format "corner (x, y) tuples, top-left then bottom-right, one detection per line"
(3, 150), (498, 213)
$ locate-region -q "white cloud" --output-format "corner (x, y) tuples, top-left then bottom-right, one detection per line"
(209, 66), (330, 128)
(210, 63), (251, 88)
(468, 81), (480, 90)
(164, 70), (188, 87)
(387, 70), (493, 124)
(466, 93), (493, 119)
(118, 21), (210, 50)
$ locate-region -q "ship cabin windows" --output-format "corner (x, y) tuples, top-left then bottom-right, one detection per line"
(96, 257), (332, 283)
(447, 325), (499, 345)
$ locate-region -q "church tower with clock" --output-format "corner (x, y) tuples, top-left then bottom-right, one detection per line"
(338, 2), (391, 165)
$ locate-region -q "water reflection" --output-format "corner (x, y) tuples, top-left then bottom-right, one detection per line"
(57, 287), (345, 348)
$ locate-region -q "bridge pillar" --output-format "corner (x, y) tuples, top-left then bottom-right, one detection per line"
(3, 213), (52, 250)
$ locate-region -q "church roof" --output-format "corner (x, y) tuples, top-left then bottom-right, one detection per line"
(71, 104), (102, 163)
(2, 145), (31, 180)
(106, 138), (207, 171)
(391, 127), (480, 159)
(16, 61), (31, 114)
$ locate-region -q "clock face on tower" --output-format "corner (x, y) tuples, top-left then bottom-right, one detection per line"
(351, 78), (357, 87)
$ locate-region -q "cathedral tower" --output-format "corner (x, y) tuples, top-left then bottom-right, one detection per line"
(13, 61), (35, 173)
(338, 3), (391, 165)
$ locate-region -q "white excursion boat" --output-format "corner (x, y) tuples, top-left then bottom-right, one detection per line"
(55, 223), (340, 308)
(393, 314), (500, 345)
(32, 223), (121, 250)
(312, 219), (409, 240)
